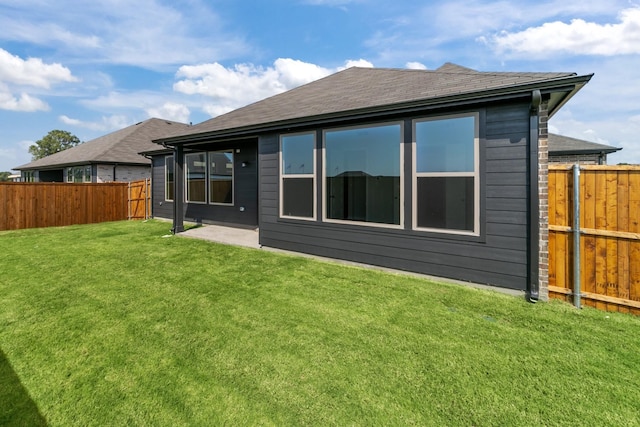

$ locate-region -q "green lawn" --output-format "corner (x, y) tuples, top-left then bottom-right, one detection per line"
(1, 220), (639, 426)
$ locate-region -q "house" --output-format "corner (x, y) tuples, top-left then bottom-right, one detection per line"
(14, 118), (190, 183)
(149, 63), (593, 301)
(548, 133), (621, 164)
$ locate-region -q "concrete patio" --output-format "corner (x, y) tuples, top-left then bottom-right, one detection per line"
(180, 224), (260, 249)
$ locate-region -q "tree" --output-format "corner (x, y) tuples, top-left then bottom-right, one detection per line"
(0, 171), (11, 182)
(29, 130), (82, 160)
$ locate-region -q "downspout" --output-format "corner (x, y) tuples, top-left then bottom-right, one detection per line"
(527, 90), (542, 303)
(172, 144), (185, 234)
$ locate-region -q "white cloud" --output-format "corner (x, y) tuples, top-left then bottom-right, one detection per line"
(145, 102), (190, 123)
(405, 61), (427, 70)
(361, 1), (628, 65)
(341, 59), (374, 69)
(0, 87), (49, 112)
(273, 58), (333, 87)
(0, 48), (77, 88)
(59, 114), (132, 132)
(174, 58), (373, 117)
(488, 7), (640, 57)
(0, 48), (77, 112)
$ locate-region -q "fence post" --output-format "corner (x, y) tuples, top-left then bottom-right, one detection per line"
(572, 164), (581, 309)
(146, 178), (151, 219)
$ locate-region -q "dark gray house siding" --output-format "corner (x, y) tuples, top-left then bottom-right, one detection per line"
(257, 101), (531, 290)
(151, 155), (172, 219)
(152, 138), (259, 228)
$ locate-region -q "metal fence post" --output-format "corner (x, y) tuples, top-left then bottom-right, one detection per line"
(572, 164), (581, 309)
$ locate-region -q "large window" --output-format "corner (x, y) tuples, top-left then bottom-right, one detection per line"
(66, 166), (91, 183)
(184, 151), (234, 204)
(165, 155), (174, 201)
(413, 113), (479, 234)
(280, 132), (315, 219)
(324, 123), (402, 226)
(209, 150), (233, 205)
(186, 153), (206, 203)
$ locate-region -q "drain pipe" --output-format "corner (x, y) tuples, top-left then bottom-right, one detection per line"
(572, 164), (582, 308)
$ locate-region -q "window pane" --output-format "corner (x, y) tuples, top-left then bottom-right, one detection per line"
(282, 133), (314, 175)
(325, 124), (401, 225)
(165, 155), (174, 201)
(186, 153), (206, 202)
(417, 177), (474, 231)
(74, 167), (83, 183)
(416, 116), (475, 173)
(283, 178), (313, 217)
(84, 166), (91, 182)
(209, 151), (233, 204)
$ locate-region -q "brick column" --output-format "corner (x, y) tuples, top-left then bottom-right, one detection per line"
(537, 103), (549, 301)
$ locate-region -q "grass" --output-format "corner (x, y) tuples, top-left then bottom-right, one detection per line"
(1, 220), (640, 426)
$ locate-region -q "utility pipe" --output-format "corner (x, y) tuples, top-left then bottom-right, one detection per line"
(572, 163), (581, 309)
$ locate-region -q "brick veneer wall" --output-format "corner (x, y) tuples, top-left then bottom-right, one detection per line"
(96, 165), (150, 183)
(537, 103), (549, 301)
(549, 153), (604, 165)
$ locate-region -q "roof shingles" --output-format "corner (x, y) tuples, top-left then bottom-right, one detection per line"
(16, 118), (190, 170)
(160, 63), (586, 141)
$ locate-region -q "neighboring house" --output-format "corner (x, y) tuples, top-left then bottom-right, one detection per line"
(149, 63), (592, 301)
(548, 133), (621, 164)
(14, 118), (190, 183)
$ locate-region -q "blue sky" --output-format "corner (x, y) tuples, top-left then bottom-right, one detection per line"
(1, 0), (639, 172)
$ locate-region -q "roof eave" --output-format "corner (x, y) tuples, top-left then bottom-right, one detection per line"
(550, 147), (622, 155)
(545, 74), (593, 118)
(14, 160), (151, 170)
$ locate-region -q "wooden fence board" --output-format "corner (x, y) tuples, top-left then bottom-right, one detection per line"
(549, 165), (640, 314)
(548, 170), (557, 288)
(0, 180), (150, 231)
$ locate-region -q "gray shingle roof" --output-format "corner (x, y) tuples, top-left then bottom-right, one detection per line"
(158, 63), (591, 143)
(15, 118), (190, 170)
(548, 133), (621, 155)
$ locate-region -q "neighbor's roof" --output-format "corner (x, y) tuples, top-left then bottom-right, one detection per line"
(548, 133), (621, 155)
(157, 63), (592, 145)
(15, 118), (190, 170)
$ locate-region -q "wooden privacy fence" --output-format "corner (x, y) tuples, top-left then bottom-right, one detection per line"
(0, 179), (151, 231)
(548, 165), (640, 315)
